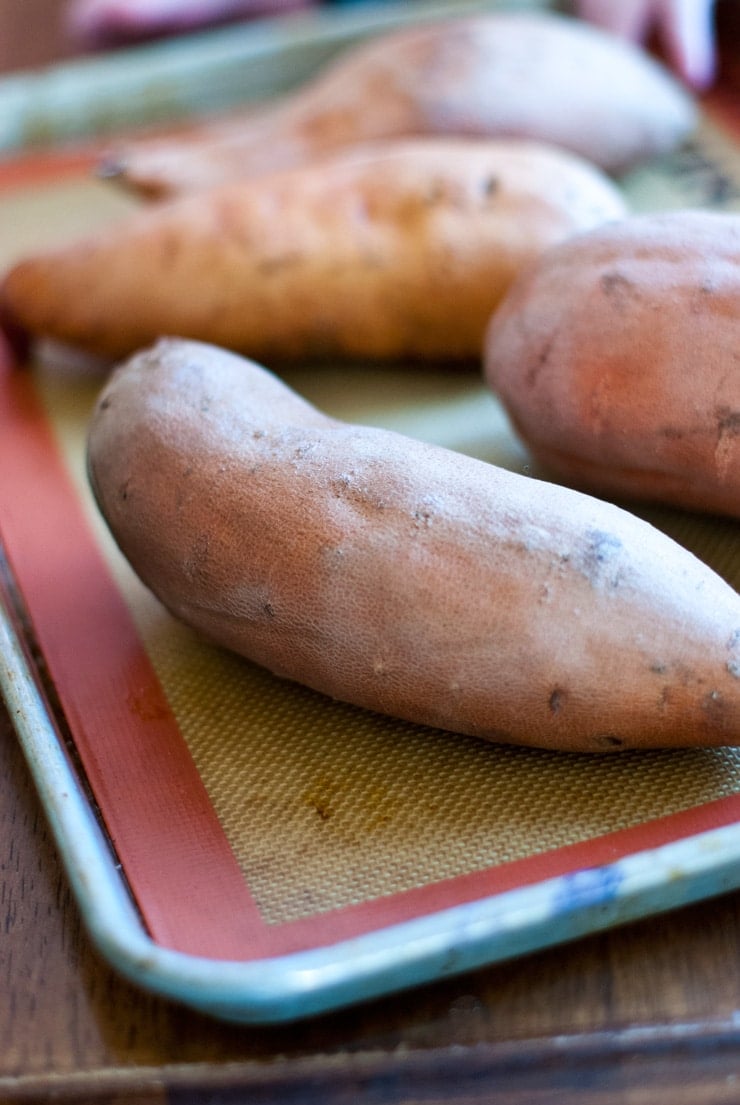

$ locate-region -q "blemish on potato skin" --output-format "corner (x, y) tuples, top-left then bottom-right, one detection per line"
(716, 407), (740, 435)
(574, 528), (623, 587)
(594, 733), (626, 749)
(658, 424), (687, 441)
(292, 441), (318, 462)
(332, 473), (353, 495)
(525, 334), (556, 389)
(548, 688), (567, 714)
(482, 174), (499, 198)
(658, 659), (703, 711)
(599, 270), (637, 311)
(689, 277), (720, 312)
(331, 472), (386, 511)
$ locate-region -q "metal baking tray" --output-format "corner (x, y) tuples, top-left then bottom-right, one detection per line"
(2, 0), (740, 1025)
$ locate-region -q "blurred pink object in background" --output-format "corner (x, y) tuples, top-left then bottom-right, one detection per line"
(66, 0), (318, 47)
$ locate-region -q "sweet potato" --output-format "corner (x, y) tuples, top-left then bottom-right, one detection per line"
(0, 137), (627, 363)
(101, 10), (697, 200)
(484, 210), (740, 519)
(86, 337), (740, 753)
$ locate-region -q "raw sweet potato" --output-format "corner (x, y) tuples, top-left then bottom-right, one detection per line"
(0, 137), (627, 363)
(101, 10), (697, 200)
(484, 210), (740, 519)
(86, 337), (740, 753)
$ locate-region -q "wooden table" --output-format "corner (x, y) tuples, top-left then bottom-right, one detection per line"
(3, 3), (740, 1102)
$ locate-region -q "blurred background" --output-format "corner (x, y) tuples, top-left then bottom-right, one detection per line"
(1, 0), (738, 78)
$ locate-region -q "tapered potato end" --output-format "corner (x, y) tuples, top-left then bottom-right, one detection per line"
(0, 288), (33, 368)
(1, 252), (118, 360)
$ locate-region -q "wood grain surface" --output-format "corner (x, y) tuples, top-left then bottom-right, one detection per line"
(3, 2), (740, 1102)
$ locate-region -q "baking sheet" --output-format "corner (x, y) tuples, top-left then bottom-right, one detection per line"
(2, 2), (740, 1024)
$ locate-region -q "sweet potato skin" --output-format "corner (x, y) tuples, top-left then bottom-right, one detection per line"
(484, 210), (740, 519)
(103, 11), (697, 199)
(0, 138), (627, 363)
(86, 338), (740, 753)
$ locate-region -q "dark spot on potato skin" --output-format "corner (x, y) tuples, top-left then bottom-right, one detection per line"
(690, 279), (720, 313)
(658, 414), (740, 446)
(576, 529), (623, 587)
(594, 733), (626, 749)
(331, 472), (387, 512)
(716, 407), (740, 435)
(549, 687), (566, 713)
(658, 424), (687, 441)
(599, 271), (637, 310)
(482, 174), (499, 197)
(525, 334), (556, 389)
(413, 506), (434, 528)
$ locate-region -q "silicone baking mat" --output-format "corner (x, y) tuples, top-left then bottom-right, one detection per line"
(3, 19), (740, 1022)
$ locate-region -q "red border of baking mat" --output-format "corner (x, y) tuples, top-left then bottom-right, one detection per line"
(3, 146), (740, 964)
